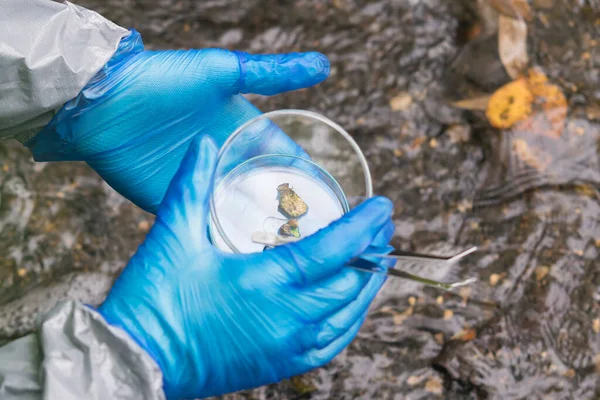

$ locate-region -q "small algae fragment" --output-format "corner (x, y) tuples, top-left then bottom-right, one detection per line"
(290, 375), (316, 395)
(277, 183), (308, 218)
(278, 219), (301, 238)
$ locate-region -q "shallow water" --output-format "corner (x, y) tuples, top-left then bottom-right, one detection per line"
(1, 0), (599, 398)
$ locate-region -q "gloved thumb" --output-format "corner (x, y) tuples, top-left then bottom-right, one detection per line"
(154, 135), (218, 245)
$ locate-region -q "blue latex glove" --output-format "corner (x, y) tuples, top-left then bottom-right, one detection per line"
(98, 136), (396, 399)
(26, 29), (329, 213)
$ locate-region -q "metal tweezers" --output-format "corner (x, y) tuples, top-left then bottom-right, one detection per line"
(251, 232), (477, 291)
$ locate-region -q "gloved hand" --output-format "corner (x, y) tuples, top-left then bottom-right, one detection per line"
(98, 136), (396, 399)
(26, 29), (329, 214)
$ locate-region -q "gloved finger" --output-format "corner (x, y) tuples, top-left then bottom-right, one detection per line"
(275, 267), (372, 324)
(233, 51), (330, 96)
(371, 219), (395, 247)
(268, 196), (393, 285)
(361, 220), (396, 270)
(295, 272), (385, 353)
(198, 49), (329, 96)
(154, 135), (218, 245)
(295, 310), (367, 371)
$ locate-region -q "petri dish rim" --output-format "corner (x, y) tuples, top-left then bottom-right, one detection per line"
(209, 109), (373, 254)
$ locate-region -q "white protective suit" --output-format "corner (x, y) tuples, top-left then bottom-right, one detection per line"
(0, 1), (166, 399)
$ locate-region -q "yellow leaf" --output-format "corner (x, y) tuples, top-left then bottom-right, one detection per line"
(486, 69), (567, 137)
(486, 78), (533, 129)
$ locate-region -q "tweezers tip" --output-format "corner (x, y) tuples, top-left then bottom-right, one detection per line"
(447, 246), (478, 263)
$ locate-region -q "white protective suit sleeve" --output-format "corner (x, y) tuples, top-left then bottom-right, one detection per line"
(0, 0), (129, 142)
(0, 300), (166, 400)
(0, 2), (167, 398)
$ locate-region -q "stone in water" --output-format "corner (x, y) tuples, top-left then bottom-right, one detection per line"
(277, 183), (308, 218)
(279, 219), (301, 238)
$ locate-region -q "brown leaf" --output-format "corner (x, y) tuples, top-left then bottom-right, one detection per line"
(451, 95), (492, 111)
(489, 0), (533, 21)
(434, 333), (445, 345)
(452, 328), (477, 342)
(586, 103), (600, 120)
(410, 136), (427, 149)
(389, 92), (413, 111)
(443, 309), (454, 320)
(498, 15), (529, 79)
(406, 375), (421, 386)
(424, 377), (443, 395)
(447, 124), (471, 143)
(393, 307), (413, 326)
(563, 369), (576, 378)
(535, 265), (549, 281)
(489, 273), (502, 286)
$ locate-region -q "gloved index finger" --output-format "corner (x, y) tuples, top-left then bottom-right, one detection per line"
(269, 196), (394, 285)
(234, 51), (330, 96)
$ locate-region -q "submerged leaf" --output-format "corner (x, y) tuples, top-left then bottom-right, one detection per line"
(452, 328), (477, 341)
(486, 78), (533, 128)
(489, 0), (533, 21)
(451, 95), (492, 111)
(389, 92), (413, 111)
(486, 69), (567, 137)
(514, 69), (568, 138)
(511, 138), (551, 170)
(498, 15), (529, 79)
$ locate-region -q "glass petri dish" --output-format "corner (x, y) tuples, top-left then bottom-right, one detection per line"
(209, 109), (372, 253)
